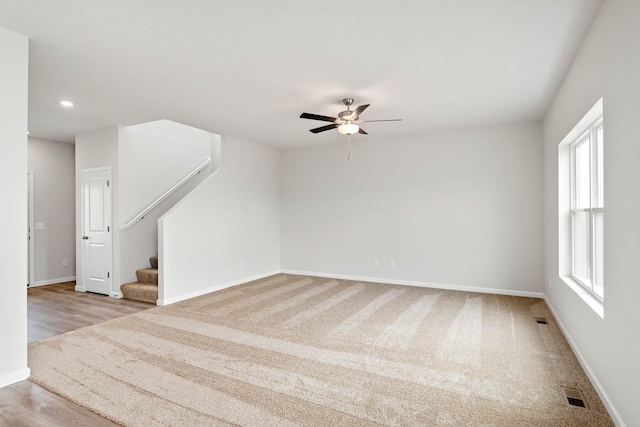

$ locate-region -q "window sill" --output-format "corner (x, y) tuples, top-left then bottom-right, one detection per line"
(560, 276), (604, 319)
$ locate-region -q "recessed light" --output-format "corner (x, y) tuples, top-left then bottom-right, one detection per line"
(59, 100), (74, 107)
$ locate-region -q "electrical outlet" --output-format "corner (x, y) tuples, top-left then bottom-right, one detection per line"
(373, 259), (379, 267)
(62, 259), (69, 267)
(390, 260), (396, 268)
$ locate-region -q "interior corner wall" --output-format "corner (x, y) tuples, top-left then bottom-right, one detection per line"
(281, 122), (544, 295)
(543, 1), (640, 425)
(118, 121), (215, 285)
(159, 135), (280, 304)
(0, 26), (29, 388)
(27, 138), (76, 284)
(119, 168), (215, 285)
(75, 126), (120, 294)
(119, 120), (213, 224)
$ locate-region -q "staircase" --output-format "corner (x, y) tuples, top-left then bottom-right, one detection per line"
(121, 256), (158, 304)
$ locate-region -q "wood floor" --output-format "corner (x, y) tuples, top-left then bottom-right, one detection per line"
(27, 281), (152, 343)
(1, 282), (153, 426)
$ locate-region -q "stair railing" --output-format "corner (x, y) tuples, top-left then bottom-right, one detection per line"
(120, 157), (211, 231)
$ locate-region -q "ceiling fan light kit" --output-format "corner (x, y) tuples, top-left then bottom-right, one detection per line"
(300, 98), (403, 158)
(338, 122), (359, 135)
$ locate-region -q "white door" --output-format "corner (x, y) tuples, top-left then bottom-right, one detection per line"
(82, 168), (112, 295)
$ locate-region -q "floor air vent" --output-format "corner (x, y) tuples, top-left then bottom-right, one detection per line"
(561, 387), (587, 409)
(534, 317), (548, 325)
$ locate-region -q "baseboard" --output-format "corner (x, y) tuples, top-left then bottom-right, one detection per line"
(544, 295), (626, 427)
(75, 285), (85, 292)
(0, 367), (30, 389)
(158, 269), (543, 305)
(29, 276), (76, 288)
(110, 291), (123, 299)
(280, 269), (544, 299)
(157, 270), (281, 306)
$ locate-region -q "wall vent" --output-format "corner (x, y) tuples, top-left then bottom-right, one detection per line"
(561, 387), (587, 409)
(534, 317), (548, 325)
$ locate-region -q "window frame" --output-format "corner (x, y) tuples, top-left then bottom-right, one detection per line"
(569, 116), (604, 301)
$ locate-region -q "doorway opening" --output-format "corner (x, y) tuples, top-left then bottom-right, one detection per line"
(27, 170), (34, 287)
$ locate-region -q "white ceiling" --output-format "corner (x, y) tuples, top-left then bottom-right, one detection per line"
(0, 0), (602, 149)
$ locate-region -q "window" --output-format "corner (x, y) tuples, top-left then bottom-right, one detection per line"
(570, 116), (604, 300)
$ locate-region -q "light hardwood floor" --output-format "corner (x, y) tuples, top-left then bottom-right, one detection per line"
(0, 282), (153, 426)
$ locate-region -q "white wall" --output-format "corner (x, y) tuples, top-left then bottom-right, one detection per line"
(0, 26), (29, 388)
(118, 121), (218, 285)
(281, 122), (544, 295)
(75, 127), (120, 295)
(119, 120), (213, 224)
(27, 138), (76, 285)
(543, 1), (640, 425)
(119, 166), (212, 284)
(159, 135), (280, 304)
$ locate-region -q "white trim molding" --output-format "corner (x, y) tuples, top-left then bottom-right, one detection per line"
(0, 368), (30, 389)
(27, 171), (35, 288)
(110, 291), (123, 299)
(558, 98), (605, 318)
(544, 296), (626, 427)
(560, 276), (604, 318)
(29, 276), (77, 288)
(280, 270), (545, 299)
(157, 270), (281, 306)
(158, 269), (544, 305)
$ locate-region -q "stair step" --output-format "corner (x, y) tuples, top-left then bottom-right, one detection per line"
(150, 256), (158, 269)
(136, 268), (158, 285)
(121, 282), (158, 304)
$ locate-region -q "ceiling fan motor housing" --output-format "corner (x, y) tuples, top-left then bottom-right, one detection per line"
(338, 110), (356, 121)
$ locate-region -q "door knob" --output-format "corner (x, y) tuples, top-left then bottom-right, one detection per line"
(82, 236), (89, 240)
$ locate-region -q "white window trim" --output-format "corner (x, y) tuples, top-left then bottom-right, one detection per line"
(569, 117), (604, 302)
(560, 276), (604, 318)
(558, 97), (604, 318)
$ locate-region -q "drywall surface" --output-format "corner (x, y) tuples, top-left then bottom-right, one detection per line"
(160, 135), (280, 303)
(543, 1), (640, 425)
(119, 165), (211, 285)
(119, 120), (213, 225)
(118, 121), (219, 285)
(0, 26), (29, 387)
(75, 127), (120, 295)
(27, 138), (75, 284)
(281, 122), (543, 294)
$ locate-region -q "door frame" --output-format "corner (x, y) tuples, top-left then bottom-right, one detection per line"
(27, 170), (35, 287)
(78, 166), (113, 294)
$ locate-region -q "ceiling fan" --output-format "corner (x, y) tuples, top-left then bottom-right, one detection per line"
(300, 98), (402, 136)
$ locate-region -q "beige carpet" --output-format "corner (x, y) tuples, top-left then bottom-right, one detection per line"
(121, 256), (159, 304)
(28, 274), (613, 426)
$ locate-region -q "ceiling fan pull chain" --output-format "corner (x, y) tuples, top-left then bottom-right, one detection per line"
(347, 134), (351, 160)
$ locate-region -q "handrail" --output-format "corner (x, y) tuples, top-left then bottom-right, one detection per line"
(120, 157), (211, 231)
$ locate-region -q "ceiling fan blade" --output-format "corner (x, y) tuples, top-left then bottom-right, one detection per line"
(354, 104), (370, 118)
(300, 112), (338, 123)
(310, 124), (338, 134)
(359, 119), (403, 123)
(358, 128), (368, 135)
